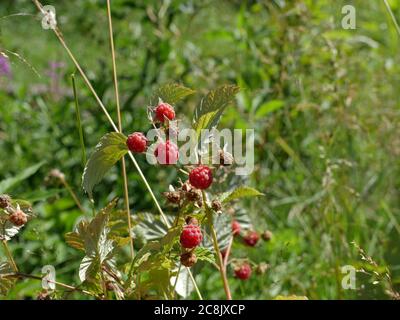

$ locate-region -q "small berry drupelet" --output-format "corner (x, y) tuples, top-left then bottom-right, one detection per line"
(189, 165), (213, 190)
(243, 230), (260, 247)
(154, 102), (175, 123)
(180, 224), (203, 248)
(127, 132), (148, 153)
(9, 209), (28, 227)
(154, 140), (179, 165)
(232, 220), (241, 236)
(180, 252), (197, 267)
(234, 263), (252, 280)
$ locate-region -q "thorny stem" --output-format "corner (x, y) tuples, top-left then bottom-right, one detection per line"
(2, 240), (18, 272)
(202, 191), (232, 300)
(106, 0), (134, 259)
(31, 0), (203, 299)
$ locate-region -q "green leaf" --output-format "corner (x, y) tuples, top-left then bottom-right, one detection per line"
(0, 262), (15, 296)
(255, 100), (284, 118)
(221, 186), (264, 203)
(0, 161), (45, 193)
(134, 212), (174, 241)
(170, 267), (194, 298)
(82, 132), (128, 199)
(194, 247), (215, 264)
(192, 85), (240, 140)
(150, 83), (195, 105)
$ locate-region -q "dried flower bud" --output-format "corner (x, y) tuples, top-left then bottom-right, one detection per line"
(256, 262), (269, 275)
(211, 200), (222, 212)
(185, 216), (199, 225)
(180, 252), (197, 267)
(219, 150), (234, 166)
(163, 191), (181, 204)
(9, 209), (28, 226)
(186, 188), (202, 202)
(0, 194), (11, 209)
(262, 230), (273, 241)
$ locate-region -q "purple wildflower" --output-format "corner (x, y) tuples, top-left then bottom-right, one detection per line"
(0, 54), (12, 78)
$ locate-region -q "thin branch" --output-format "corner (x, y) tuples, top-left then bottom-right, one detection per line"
(106, 0), (134, 259)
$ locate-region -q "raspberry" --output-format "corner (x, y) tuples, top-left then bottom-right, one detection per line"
(9, 209), (28, 226)
(234, 263), (252, 280)
(180, 224), (203, 248)
(154, 102), (175, 123)
(127, 132), (148, 153)
(189, 166), (213, 190)
(243, 230), (260, 247)
(154, 140), (179, 165)
(232, 220), (241, 236)
(262, 230), (273, 241)
(0, 194), (11, 208)
(180, 252), (197, 267)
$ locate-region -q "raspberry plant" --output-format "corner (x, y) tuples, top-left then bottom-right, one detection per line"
(0, 1), (266, 300)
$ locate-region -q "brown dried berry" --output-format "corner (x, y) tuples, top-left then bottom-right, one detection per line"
(255, 262), (269, 275)
(105, 281), (115, 291)
(262, 230), (273, 241)
(180, 252), (197, 267)
(37, 290), (50, 300)
(163, 191), (181, 204)
(211, 200), (222, 212)
(9, 209), (28, 226)
(219, 150), (234, 166)
(185, 216), (199, 225)
(0, 194), (11, 209)
(186, 188), (202, 202)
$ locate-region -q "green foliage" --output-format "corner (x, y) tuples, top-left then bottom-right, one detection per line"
(150, 83), (195, 105)
(193, 85), (240, 141)
(82, 132), (128, 199)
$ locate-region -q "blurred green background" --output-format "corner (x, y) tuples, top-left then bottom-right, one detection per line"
(1, 0), (400, 299)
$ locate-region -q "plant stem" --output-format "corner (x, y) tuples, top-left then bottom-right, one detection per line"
(6, 272), (94, 296)
(60, 178), (85, 213)
(202, 191), (232, 300)
(187, 267), (203, 300)
(223, 236), (233, 270)
(106, 0), (134, 259)
(383, 0), (400, 37)
(32, 0), (199, 298)
(71, 73), (87, 168)
(2, 240), (18, 272)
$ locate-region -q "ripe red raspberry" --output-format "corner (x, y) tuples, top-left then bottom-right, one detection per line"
(232, 220), (241, 236)
(154, 102), (175, 123)
(189, 166), (213, 190)
(243, 230), (260, 247)
(9, 209), (28, 226)
(126, 132), (148, 153)
(180, 224), (203, 248)
(154, 140), (179, 165)
(234, 263), (252, 280)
